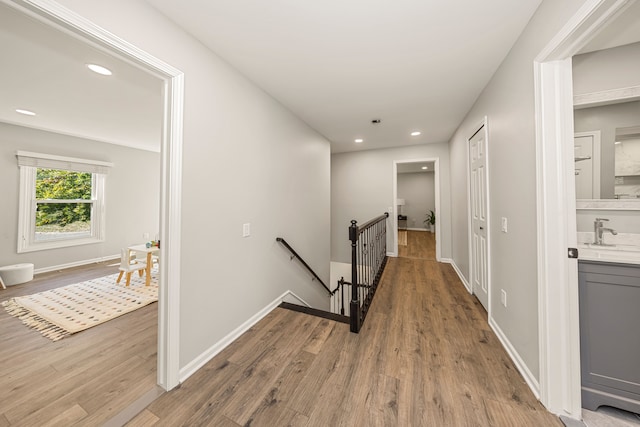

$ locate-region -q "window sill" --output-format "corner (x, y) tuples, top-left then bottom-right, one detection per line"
(18, 237), (104, 253)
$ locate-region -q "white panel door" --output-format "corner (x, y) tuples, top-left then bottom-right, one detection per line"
(470, 127), (489, 310)
(574, 134), (598, 199)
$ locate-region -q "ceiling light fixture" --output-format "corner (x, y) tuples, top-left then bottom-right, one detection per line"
(355, 138), (364, 143)
(16, 109), (36, 116)
(87, 64), (113, 76)
(411, 131), (422, 136)
(614, 141), (622, 145)
(421, 166), (428, 170)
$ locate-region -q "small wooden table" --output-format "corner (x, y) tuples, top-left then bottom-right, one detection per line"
(127, 244), (159, 286)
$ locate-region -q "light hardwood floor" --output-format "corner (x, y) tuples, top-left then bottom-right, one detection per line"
(0, 261), (158, 426)
(128, 231), (561, 426)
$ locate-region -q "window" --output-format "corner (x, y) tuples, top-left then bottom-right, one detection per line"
(17, 151), (113, 253)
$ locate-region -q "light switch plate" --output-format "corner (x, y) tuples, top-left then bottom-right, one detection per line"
(242, 223), (250, 237)
(501, 289), (507, 307)
(501, 217), (508, 233)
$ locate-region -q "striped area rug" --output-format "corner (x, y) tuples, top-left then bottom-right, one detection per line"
(1, 271), (157, 341)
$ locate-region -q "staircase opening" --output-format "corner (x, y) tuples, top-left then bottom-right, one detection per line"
(277, 212), (389, 333)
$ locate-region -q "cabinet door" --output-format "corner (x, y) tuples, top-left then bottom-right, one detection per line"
(579, 262), (640, 411)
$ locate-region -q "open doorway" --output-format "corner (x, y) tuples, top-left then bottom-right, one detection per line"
(392, 158), (441, 260)
(0, 0), (184, 421)
(535, 0), (637, 418)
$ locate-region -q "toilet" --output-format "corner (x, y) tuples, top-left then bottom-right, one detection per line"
(0, 263), (34, 289)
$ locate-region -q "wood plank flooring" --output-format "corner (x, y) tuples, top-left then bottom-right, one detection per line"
(0, 261), (158, 426)
(129, 231), (561, 426)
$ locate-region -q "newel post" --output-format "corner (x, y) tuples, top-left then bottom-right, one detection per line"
(349, 220), (360, 333)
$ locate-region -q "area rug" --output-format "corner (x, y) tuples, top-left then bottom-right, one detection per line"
(1, 271), (157, 341)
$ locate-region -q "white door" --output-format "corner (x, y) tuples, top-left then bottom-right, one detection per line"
(574, 132), (600, 199)
(470, 126), (489, 310)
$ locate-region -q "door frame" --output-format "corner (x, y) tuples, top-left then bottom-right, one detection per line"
(3, 0), (184, 391)
(467, 118), (491, 311)
(392, 158), (441, 260)
(534, 0), (632, 418)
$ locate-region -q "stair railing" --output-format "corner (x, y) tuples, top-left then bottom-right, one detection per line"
(276, 237), (332, 295)
(348, 212), (389, 333)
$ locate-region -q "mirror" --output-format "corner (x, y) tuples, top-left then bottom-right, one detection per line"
(574, 99), (640, 200)
(615, 125), (640, 198)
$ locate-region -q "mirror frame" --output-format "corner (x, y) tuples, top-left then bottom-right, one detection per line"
(574, 85), (640, 210)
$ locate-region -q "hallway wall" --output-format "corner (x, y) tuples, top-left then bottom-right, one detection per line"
(54, 0), (332, 373)
(397, 172), (435, 231)
(331, 143), (450, 263)
(448, 0), (587, 384)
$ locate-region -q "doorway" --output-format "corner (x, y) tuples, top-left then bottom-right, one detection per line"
(3, 0), (184, 391)
(392, 158), (441, 260)
(534, 0), (635, 418)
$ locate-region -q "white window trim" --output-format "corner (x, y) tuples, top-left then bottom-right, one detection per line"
(16, 151), (112, 253)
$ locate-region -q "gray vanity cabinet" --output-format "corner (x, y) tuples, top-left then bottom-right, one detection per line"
(579, 260), (640, 414)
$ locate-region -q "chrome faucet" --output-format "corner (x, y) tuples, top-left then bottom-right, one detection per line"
(594, 218), (617, 245)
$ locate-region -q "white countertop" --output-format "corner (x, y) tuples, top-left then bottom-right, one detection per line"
(577, 233), (640, 265)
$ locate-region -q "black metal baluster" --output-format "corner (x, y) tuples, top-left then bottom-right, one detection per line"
(349, 220), (360, 333)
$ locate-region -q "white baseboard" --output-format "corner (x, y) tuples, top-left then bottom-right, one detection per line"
(34, 254), (120, 274)
(178, 290), (307, 383)
(441, 258), (472, 293)
(489, 317), (540, 399)
(406, 227), (428, 232)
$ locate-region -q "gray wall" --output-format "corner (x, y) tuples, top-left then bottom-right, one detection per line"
(397, 172), (434, 230)
(573, 42), (640, 96)
(0, 122), (159, 270)
(55, 0), (332, 370)
(448, 0), (586, 382)
(331, 143), (450, 263)
(574, 100), (640, 198)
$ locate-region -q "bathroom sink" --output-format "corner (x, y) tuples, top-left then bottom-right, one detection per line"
(578, 245), (640, 265)
(579, 243), (640, 252)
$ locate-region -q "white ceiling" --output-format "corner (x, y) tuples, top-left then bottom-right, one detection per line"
(0, 3), (163, 152)
(4, 1), (640, 156)
(146, 0), (543, 153)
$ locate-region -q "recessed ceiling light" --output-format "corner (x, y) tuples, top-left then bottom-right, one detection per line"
(421, 166), (428, 170)
(87, 64), (112, 76)
(411, 131), (421, 136)
(355, 138), (364, 143)
(614, 141), (622, 145)
(16, 109), (36, 116)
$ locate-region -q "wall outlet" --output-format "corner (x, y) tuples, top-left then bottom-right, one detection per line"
(501, 289), (507, 307)
(143, 232), (150, 240)
(242, 223), (250, 237)
(501, 217), (508, 233)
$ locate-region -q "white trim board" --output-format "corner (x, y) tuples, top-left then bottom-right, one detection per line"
(534, 0), (633, 419)
(574, 85), (640, 109)
(3, 0), (185, 392)
(179, 291), (309, 383)
(490, 317), (540, 398)
(441, 258), (472, 294)
(33, 254), (120, 275)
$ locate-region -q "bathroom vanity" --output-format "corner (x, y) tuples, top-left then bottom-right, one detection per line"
(578, 255), (640, 414)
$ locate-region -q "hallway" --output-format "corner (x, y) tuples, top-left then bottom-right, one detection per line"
(128, 231), (560, 426)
